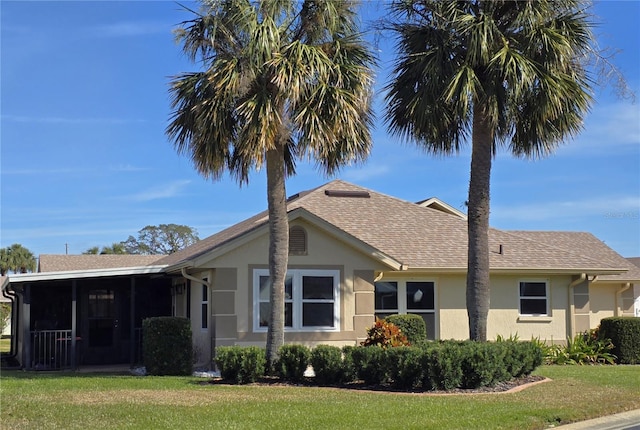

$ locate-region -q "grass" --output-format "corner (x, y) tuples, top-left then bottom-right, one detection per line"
(0, 338), (10, 353)
(1, 365), (639, 429)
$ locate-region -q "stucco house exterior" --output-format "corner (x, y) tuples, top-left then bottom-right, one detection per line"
(2, 180), (639, 370)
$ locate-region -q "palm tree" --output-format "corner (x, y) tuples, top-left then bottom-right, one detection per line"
(385, 0), (593, 340)
(167, 0), (375, 367)
(4, 243), (37, 274)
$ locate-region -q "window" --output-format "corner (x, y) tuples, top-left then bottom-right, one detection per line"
(253, 269), (339, 331)
(519, 281), (548, 316)
(201, 279), (208, 329)
(374, 280), (436, 339)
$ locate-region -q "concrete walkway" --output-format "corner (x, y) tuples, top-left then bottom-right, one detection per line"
(556, 409), (640, 430)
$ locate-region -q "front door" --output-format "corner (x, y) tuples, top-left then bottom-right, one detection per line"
(82, 288), (122, 364)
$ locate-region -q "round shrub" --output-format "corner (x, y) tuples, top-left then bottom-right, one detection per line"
(215, 346), (266, 384)
(310, 345), (344, 385)
(275, 344), (310, 382)
(386, 346), (424, 390)
(385, 314), (427, 345)
(350, 346), (388, 385)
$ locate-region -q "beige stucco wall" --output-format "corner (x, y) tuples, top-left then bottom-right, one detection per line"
(192, 219), (385, 352)
(436, 274), (572, 343)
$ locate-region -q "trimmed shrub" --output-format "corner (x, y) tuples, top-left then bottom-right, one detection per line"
(599, 317), (640, 364)
(310, 345), (345, 385)
(215, 346), (266, 384)
(385, 314), (427, 345)
(422, 341), (465, 390)
(340, 345), (358, 383)
(386, 346), (424, 390)
(361, 318), (410, 348)
(460, 342), (503, 388)
(275, 344), (310, 382)
(350, 346), (387, 385)
(142, 317), (192, 376)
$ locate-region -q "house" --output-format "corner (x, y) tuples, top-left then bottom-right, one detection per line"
(2, 180), (639, 370)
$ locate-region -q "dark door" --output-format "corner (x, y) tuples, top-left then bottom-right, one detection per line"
(83, 288), (122, 364)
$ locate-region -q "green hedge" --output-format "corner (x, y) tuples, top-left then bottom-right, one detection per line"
(215, 346), (266, 383)
(310, 345), (345, 385)
(210, 340), (544, 391)
(599, 317), (640, 364)
(142, 317), (192, 376)
(275, 344), (310, 382)
(385, 314), (427, 345)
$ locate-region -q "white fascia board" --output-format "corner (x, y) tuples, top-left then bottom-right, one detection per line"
(7, 265), (168, 283)
(395, 267), (628, 276)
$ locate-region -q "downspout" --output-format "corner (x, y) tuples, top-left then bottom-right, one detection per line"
(616, 283), (631, 316)
(568, 274), (586, 338)
(2, 287), (19, 361)
(181, 268), (211, 288)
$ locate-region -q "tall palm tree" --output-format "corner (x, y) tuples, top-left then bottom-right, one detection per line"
(167, 0), (374, 366)
(4, 243), (37, 274)
(385, 0), (593, 340)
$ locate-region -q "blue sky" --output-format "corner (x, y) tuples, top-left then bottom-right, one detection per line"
(1, 1), (639, 259)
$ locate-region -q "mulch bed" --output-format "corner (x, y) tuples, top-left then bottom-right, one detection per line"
(203, 374), (548, 395)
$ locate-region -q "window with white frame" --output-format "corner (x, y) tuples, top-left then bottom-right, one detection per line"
(201, 279), (208, 330)
(253, 269), (340, 331)
(518, 280), (549, 316)
(374, 280), (436, 339)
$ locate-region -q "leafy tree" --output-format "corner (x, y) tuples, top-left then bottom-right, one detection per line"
(0, 303), (11, 334)
(385, 0), (594, 340)
(0, 244), (37, 275)
(0, 248), (9, 276)
(167, 0), (374, 367)
(123, 224), (200, 255)
(83, 242), (128, 255)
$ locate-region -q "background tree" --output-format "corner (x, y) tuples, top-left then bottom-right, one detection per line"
(123, 224), (200, 255)
(0, 248), (9, 276)
(167, 0), (374, 367)
(0, 244), (37, 274)
(385, 0), (594, 340)
(83, 242), (128, 255)
(0, 303), (11, 334)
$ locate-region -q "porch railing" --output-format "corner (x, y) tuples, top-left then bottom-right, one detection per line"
(30, 330), (76, 370)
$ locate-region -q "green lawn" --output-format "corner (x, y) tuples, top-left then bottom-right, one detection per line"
(0, 338), (10, 353)
(1, 365), (639, 430)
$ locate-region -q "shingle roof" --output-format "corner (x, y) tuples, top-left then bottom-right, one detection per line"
(158, 180), (632, 277)
(38, 254), (165, 273)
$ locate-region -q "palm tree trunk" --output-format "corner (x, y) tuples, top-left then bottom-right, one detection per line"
(466, 102), (493, 341)
(265, 145), (289, 370)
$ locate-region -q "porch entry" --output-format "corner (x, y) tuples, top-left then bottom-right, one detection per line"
(82, 287), (126, 364)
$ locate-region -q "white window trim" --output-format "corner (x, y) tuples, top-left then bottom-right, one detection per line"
(253, 268), (340, 332)
(518, 279), (550, 317)
(374, 279), (437, 315)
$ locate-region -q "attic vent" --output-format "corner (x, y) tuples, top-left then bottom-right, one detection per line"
(324, 189), (370, 198)
(289, 226), (307, 255)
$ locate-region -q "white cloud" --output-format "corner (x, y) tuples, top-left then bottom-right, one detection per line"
(492, 195), (640, 222)
(125, 180), (192, 202)
(342, 164), (391, 182)
(558, 101), (640, 154)
(1, 115), (146, 125)
(92, 21), (169, 38)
